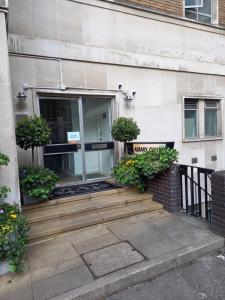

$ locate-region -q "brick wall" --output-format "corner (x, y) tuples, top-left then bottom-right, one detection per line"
(118, 0), (184, 16)
(211, 171), (225, 237)
(147, 164), (181, 213)
(219, 0), (225, 26)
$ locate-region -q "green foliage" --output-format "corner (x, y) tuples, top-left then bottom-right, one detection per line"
(113, 147), (179, 192)
(16, 115), (51, 151)
(0, 202), (29, 273)
(0, 153), (10, 166)
(19, 166), (59, 200)
(0, 153), (11, 203)
(0, 186), (10, 203)
(111, 117), (140, 143)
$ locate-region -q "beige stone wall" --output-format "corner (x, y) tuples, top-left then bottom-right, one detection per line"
(0, 10), (20, 205)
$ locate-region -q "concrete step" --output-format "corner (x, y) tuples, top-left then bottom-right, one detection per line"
(28, 199), (162, 244)
(24, 192), (153, 224)
(22, 187), (136, 211)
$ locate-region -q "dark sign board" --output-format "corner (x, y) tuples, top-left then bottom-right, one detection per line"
(44, 143), (78, 155)
(127, 142), (175, 155)
(85, 142), (114, 151)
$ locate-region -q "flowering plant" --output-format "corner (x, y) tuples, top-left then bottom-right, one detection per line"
(113, 148), (179, 192)
(0, 202), (29, 272)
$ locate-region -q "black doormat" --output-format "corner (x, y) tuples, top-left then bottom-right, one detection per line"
(53, 181), (118, 199)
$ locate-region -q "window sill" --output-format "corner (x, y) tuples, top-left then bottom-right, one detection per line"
(183, 137), (223, 143)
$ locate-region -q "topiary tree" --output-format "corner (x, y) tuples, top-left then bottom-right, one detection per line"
(16, 116), (51, 165)
(111, 117), (140, 159)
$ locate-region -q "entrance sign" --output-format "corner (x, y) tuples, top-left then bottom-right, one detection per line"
(67, 132), (80, 143)
(127, 142), (174, 155)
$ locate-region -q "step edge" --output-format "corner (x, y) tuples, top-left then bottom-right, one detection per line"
(28, 207), (163, 242)
(22, 188), (139, 211)
(25, 198), (159, 224)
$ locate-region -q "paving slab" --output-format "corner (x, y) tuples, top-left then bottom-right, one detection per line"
(32, 264), (93, 300)
(139, 237), (183, 260)
(0, 272), (33, 300)
(27, 236), (78, 270)
(108, 221), (166, 247)
(73, 233), (120, 254)
(82, 242), (145, 277)
(30, 256), (84, 283)
(66, 225), (111, 245)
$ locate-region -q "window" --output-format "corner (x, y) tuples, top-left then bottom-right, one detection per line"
(183, 98), (222, 141)
(205, 100), (219, 137)
(184, 100), (198, 139)
(185, 0), (212, 24)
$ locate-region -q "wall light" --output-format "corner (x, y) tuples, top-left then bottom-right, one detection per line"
(118, 84), (136, 102)
(17, 91), (27, 101)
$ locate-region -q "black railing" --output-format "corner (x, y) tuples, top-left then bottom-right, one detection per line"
(179, 165), (214, 221)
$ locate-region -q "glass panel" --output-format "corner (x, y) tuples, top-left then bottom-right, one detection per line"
(185, 0), (203, 8)
(82, 98), (111, 143)
(205, 109), (218, 137)
(83, 98), (113, 180)
(185, 10), (198, 20)
(85, 150), (114, 180)
(198, 0), (211, 15)
(198, 14), (211, 23)
(40, 98), (83, 185)
(185, 99), (197, 109)
(185, 110), (197, 139)
(205, 100), (219, 108)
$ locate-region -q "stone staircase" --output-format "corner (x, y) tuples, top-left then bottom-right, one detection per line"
(22, 188), (163, 244)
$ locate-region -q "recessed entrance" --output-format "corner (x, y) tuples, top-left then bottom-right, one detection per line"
(39, 96), (114, 185)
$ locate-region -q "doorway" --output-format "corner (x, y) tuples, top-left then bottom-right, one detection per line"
(39, 96), (114, 185)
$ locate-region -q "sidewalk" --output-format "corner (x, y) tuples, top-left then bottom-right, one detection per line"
(108, 249), (225, 300)
(0, 210), (223, 300)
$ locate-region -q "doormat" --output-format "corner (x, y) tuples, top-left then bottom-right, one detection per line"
(53, 181), (118, 199)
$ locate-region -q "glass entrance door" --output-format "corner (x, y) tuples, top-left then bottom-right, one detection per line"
(40, 97), (83, 185)
(83, 97), (114, 180)
(39, 96), (114, 185)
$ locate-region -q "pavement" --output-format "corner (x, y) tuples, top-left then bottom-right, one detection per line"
(108, 249), (225, 300)
(0, 210), (224, 300)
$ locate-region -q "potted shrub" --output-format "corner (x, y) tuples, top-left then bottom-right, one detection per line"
(16, 115), (51, 165)
(111, 117), (140, 159)
(19, 166), (59, 205)
(0, 153), (29, 275)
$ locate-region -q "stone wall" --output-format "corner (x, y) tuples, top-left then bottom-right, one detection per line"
(0, 9), (20, 205)
(147, 164), (181, 213)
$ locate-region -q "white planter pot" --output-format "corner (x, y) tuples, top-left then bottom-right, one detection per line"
(0, 260), (9, 276)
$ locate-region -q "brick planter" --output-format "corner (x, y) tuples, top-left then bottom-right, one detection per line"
(147, 164), (181, 213)
(211, 171), (225, 237)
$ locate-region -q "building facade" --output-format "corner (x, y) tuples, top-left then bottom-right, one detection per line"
(1, 0), (225, 204)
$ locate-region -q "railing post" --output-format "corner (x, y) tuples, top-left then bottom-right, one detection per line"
(211, 171), (225, 237)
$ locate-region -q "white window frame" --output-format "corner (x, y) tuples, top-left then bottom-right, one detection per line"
(184, 0), (218, 24)
(182, 96), (223, 142)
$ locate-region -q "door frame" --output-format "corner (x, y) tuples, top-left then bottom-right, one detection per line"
(36, 92), (116, 186)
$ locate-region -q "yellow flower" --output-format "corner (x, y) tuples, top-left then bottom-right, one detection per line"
(10, 214), (17, 219)
(2, 225), (10, 232)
